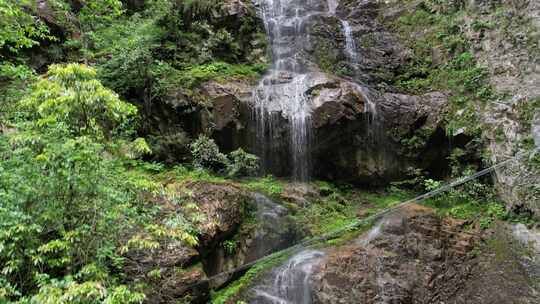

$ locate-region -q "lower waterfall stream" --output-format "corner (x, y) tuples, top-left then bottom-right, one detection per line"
(250, 250), (326, 304)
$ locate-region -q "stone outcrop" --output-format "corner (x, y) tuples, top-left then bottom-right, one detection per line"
(308, 73), (450, 183)
(199, 80), (253, 152)
(475, 0), (540, 214)
(379, 0), (540, 213)
(124, 242), (208, 304)
(241, 71), (451, 183)
(310, 204), (540, 304)
(183, 181), (249, 248)
(123, 180), (250, 303)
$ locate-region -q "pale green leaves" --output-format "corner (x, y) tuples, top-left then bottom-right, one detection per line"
(23, 64), (137, 139)
(0, 0), (54, 53)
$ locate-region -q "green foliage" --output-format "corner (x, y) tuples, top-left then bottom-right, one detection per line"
(243, 176), (284, 197)
(226, 148), (259, 178)
(0, 63), (36, 122)
(124, 138), (153, 159)
(0, 0), (54, 53)
(291, 190), (357, 236)
(424, 179), (443, 192)
(181, 0), (223, 21)
(178, 62), (267, 88)
(422, 173), (508, 228)
(0, 63), (170, 302)
(95, 16), (164, 102)
(77, 0), (124, 31)
(391, 5), (495, 138)
(27, 278), (145, 304)
(22, 64), (137, 139)
(189, 136), (260, 178)
(190, 135), (228, 170)
(222, 240), (237, 255)
(0, 0), (268, 301)
(0, 132), (151, 300)
(171, 165), (228, 184)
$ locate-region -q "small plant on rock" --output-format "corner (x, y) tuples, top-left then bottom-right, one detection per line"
(223, 240), (237, 255)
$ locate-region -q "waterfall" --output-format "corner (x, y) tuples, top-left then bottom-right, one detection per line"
(342, 20), (358, 64)
(327, 0), (338, 15)
(325, 0), (359, 67)
(251, 250), (325, 304)
(252, 0), (364, 181)
(253, 0), (316, 182)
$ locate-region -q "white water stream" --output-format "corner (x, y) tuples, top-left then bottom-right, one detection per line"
(253, 0), (317, 181)
(342, 20), (359, 63)
(251, 250), (326, 304)
(253, 0), (362, 182)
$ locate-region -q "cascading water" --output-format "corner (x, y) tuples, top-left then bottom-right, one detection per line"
(342, 20), (358, 64)
(253, 0), (367, 181)
(327, 0), (338, 15)
(242, 1), (388, 301)
(253, 0), (320, 182)
(204, 192), (300, 288)
(250, 250), (326, 304)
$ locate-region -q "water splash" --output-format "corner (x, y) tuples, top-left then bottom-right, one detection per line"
(251, 250), (325, 304)
(356, 220), (384, 246)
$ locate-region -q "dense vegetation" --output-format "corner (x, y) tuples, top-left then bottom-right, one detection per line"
(0, 0), (266, 302)
(1, 0), (536, 303)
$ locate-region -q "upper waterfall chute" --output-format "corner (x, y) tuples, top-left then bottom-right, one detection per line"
(252, 0), (324, 181)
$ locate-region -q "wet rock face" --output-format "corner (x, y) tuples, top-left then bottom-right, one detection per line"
(200, 80), (254, 152)
(202, 193), (302, 288)
(244, 70), (451, 183)
(309, 204), (540, 304)
(241, 0), (453, 183)
(311, 204), (477, 304)
(311, 78), (450, 184)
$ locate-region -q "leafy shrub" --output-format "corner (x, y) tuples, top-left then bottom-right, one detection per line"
(178, 62), (267, 88)
(0, 135), (150, 300)
(226, 148), (259, 177)
(0, 0), (53, 52)
(424, 179), (443, 192)
(190, 135), (228, 170)
(22, 64), (137, 139)
(28, 278), (145, 304)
